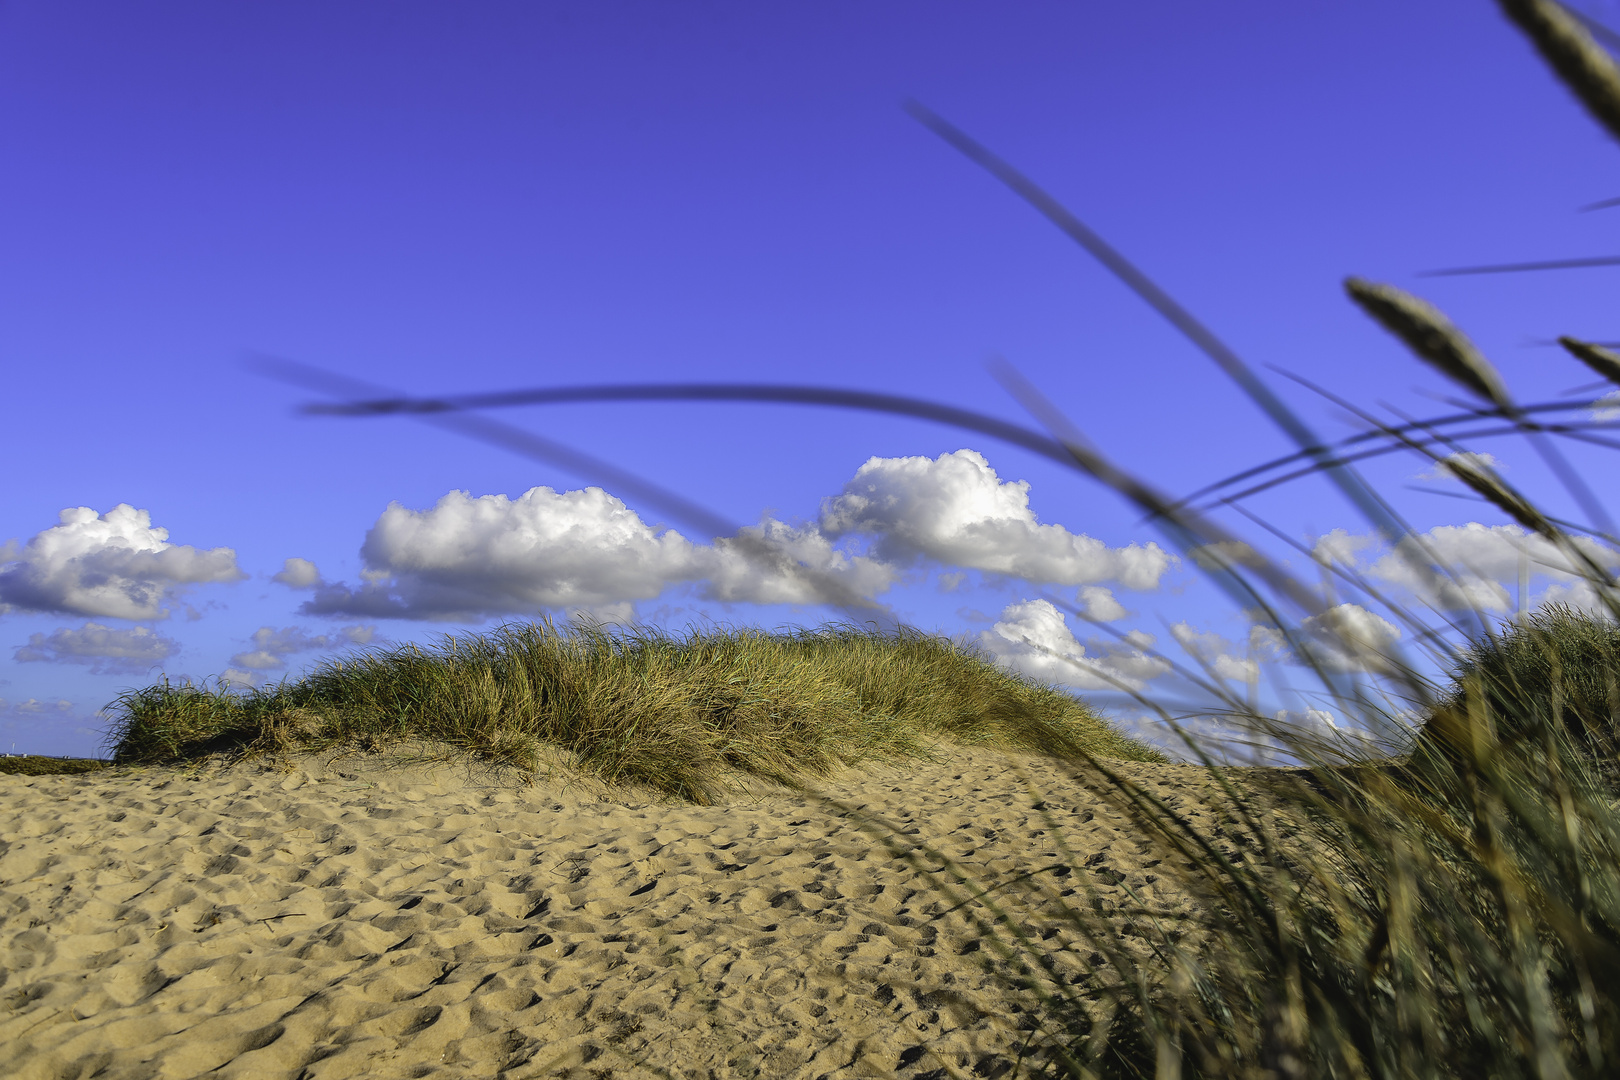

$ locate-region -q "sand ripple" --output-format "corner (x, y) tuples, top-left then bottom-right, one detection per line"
(0, 748), (1226, 1079)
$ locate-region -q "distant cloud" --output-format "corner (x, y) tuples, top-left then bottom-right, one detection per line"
(0, 696), (74, 718)
(1298, 603), (1403, 674)
(1076, 585), (1127, 621)
(306, 450), (1175, 622)
(1169, 622), (1287, 684)
(272, 557), (322, 589)
(14, 622), (180, 675)
(1313, 523), (1620, 614)
(1415, 451), (1504, 482)
(229, 624), (376, 671)
(0, 505), (243, 620)
(821, 450), (1174, 589)
(977, 599), (1169, 692)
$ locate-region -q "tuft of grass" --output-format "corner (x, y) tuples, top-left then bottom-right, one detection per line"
(103, 620), (1163, 802)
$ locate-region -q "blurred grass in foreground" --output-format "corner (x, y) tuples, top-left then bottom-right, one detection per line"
(836, 2), (1620, 1076)
(103, 620), (1163, 804)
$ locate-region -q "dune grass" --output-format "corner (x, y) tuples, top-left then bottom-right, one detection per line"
(103, 619), (1163, 803)
(0, 755), (108, 776)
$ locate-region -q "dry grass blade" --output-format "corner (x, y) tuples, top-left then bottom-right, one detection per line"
(1560, 336), (1620, 385)
(1345, 277), (1512, 406)
(1419, 254), (1620, 277)
(1498, 0), (1620, 145)
(905, 101), (1408, 550)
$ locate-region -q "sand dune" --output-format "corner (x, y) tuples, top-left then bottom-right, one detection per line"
(0, 746), (1254, 1079)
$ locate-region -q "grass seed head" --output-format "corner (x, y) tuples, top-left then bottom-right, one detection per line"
(1440, 454), (1559, 540)
(1560, 336), (1620, 386)
(1497, 0), (1620, 145)
(1345, 277), (1511, 407)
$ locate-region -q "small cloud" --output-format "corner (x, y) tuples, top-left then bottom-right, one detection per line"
(1298, 603), (1403, 674)
(13, 622), (180, 675)
(229, 624), (377, 672)
(1076, 585), (1127, 621)
(1171, 622), (1261, 683)
(1124, 629), (1155, 648)
(1415, 451), (1505, 482)
(1170, 622), (1288, 684)
(272, 557), (321, 589)
(565, 603), (636, 628)
(977, 599), (1169, 692)
(937, 571), (967, 593)
(0, 697), (74, 717)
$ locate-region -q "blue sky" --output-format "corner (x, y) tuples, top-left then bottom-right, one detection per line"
(4, 1), (1619, 757)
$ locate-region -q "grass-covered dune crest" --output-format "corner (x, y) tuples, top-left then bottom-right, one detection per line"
(103, 619), (1164, 803)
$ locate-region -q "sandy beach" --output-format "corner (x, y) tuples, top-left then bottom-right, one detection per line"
(0, 747), (1257, 1079)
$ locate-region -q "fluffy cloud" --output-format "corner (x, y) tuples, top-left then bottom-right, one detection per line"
(14, 623), (180, 675)
(1170, 622), (1287, 684)
(304, 451), (1175, 622)
(229, 625), (377, 671)
(0, 505), (243, 620)
(702, 520), (897, 607)
(301, 487), (709, 620)
(1077, 585), (1127, 621)
(1298, 604), (1403, 674)
(273, 558), (322, 588)
(977, 599), (1169, 692)
(1415, 451), (1504, 482)
(1314, 523), (1620, 614)
(820, 450), (1174, 589)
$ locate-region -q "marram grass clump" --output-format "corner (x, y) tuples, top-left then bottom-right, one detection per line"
(104, 620), (1163, 802)
(1415, 603), (1620, 780)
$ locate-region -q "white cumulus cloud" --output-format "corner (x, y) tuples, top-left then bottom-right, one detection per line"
(302, 487), (893, 621)
(820, 450), (1174, 589)
(0, 505), (243, 620)
(14, 623), (180, 675)
(273, 558), (322, 589)
(304, 451), (1176, 622)
(702, 520), (897, 607)
(977, 599), (1169, 692)
(302, 487), (708, 620)
(1077, 585), (1128, 621)
(1298, 603), (1403, 674)
(1170, 622), (1286, 684)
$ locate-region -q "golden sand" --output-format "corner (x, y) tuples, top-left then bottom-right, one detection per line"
(0, 747), (1252, 1079)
